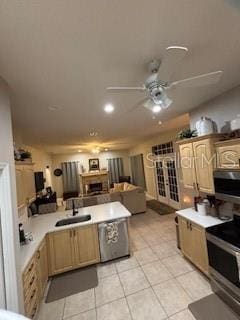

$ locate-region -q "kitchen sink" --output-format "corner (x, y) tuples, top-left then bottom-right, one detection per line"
(55, 215), (91, 227)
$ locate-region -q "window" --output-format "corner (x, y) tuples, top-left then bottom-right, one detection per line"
(152, 141), (174, 155)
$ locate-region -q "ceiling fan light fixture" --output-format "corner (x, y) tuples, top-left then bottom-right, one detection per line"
(104, 103), (114, 113)
(152, 105), (162, 113)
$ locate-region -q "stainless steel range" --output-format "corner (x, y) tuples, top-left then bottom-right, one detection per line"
(206, 169), (240, 316)
(207, 216), (240, 315)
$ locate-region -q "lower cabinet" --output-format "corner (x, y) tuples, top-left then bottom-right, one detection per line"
(36, 239), (48, 299)
(47, 224), (100, 276)
(179, 216), (209, 275)
(22, 239), (48, 319)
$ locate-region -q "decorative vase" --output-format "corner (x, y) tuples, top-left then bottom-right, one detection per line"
(196, 117), (215, 136)
(230, 114), (240, 131)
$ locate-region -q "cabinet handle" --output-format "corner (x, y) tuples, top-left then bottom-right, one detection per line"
(30, 289), (36, 300)
(70, 230), (72, 237)
(193, 182), (196, 190)
(73, 229), (76, 237)
(29, 275), (35, 286)
(196, 183), (199, 190)
(31, 305), (37, 319)
(28, 262), (34, 273)
(190, 223), (192, 231)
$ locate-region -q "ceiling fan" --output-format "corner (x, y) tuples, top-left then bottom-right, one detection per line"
(106, 46), (223, 113)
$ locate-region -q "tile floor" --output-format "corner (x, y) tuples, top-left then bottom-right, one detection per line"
(37, 208), (212, 320)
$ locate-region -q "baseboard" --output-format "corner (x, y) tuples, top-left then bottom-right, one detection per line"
(145, 193), (156, 201)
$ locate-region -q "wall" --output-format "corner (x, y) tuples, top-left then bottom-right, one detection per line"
(51, 150), (131, 197)
(0, 78), (22, 312)
(129, 127), (187, 201)
(190, 85), (240, 133)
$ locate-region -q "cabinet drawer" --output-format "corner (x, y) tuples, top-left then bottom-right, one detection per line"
(23, 256), (36, 282)
(25, 291), (38, 319)
(23, 259), (37, 296)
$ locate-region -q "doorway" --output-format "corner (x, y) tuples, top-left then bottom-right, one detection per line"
(155, 156), (180, 209)
(0, 163), (20, 312)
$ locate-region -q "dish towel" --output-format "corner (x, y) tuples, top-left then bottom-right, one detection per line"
(236, 252), (240, 281)
(106, 222), (119, 244)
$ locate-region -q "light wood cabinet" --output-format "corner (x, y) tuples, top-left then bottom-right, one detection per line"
(47, 229), (74, 276)
(15, 163), (36, 211)
(215, 139), (240, 168)
(178, 143), (196, 189)
(193, 138), (215, 194)
(179, 216), (209, 275)
(22, 255), (39, 319)
(15, 166), (25, 208)
(23, 239), (49, 319)
(74, 224), (100, 267)
(36, 239), (48, 299)
(47, 225), (100, 276)
(178, 134), (221, 194)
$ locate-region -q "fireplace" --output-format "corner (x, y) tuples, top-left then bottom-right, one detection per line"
(80, 171), (109, 195)
(89, 182), (103, 193)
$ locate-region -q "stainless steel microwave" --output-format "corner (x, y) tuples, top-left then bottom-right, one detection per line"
(214, 170), (240, 204)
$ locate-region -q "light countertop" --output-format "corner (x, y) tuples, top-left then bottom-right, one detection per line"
(176, 208), (226, 228)
(20, 201), (131, 273)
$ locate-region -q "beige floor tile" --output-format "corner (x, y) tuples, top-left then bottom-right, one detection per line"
(64, 289), (95, 319)
(127, 287), (167, 320)
(37, 299), (65, 320)
(142, 232), (164, 246)
(169, 309), (196, 320)
(134, 247), (158, 266)
(66, 309), (96, 320)
(97, 262), (117, 279)
(142, 260), (173, 285)
(151, 242), (177, 260)
(153, 279), (192, 316)
(132, 236), (149, 251)
(161, 254), (193, 277)
(177, 271), (212, 301)
(95, 274), (124, 307)
(115, 256), (139, 273)
(119, 266), (150, 295)
(96, 298), (131, 320)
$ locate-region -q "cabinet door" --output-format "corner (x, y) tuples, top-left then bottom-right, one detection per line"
(15, 166), (26, 208)
(179, 217), (192, 261)
(179, 143), (196, 189)
(191, 223), (209, 275)
(193, 139), (215, 194)
(36, 239), (48, 298)
(73, 224), (100, 267)
(216, 145), (240, 168)
(47, 229), (74, 276)
(23, 166), (36, 201)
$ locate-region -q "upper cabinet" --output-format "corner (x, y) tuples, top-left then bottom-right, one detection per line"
(178, 143), (196, 190)
(15, 163), (36, 210)
(215, 138), (240, 169)
(178, 134), (222, 194)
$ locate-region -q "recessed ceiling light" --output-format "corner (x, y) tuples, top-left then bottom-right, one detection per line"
(89, 131), (98, 137)
(152, 105), (162, 113)
(158, 120), (162, 125)
(78, 149), (82, 153)
(104, 103), (114, 113)
(104, 148), (109, 151)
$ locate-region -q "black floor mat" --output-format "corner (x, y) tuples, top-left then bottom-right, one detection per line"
(147, 200), (175, 215)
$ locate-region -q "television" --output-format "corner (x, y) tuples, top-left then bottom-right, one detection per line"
(34, 171), (44, 192)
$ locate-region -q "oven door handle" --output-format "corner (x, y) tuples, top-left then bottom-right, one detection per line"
(207, 233), (240, 256)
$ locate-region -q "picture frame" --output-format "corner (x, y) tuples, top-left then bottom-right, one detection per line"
(89, 158), (100, 171)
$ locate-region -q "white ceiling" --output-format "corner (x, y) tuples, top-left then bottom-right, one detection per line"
(1, 0), (240, 153)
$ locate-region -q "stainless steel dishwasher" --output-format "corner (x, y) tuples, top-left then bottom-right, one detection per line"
(98, 218), (130, 262)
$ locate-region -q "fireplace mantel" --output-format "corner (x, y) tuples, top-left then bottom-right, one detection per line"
(80, 171), (109, 195)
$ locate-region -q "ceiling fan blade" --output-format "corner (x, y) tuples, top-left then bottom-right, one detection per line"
(129, 97), (149, 112)
(106, 86), (146, 93)
(158, 46), (188, 83)
(169, 71), (223, 89)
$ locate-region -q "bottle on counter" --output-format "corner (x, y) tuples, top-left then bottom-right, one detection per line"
(19, 223), (26, 244)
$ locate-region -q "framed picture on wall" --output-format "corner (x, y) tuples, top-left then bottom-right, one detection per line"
(89, 158), (100, 171)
